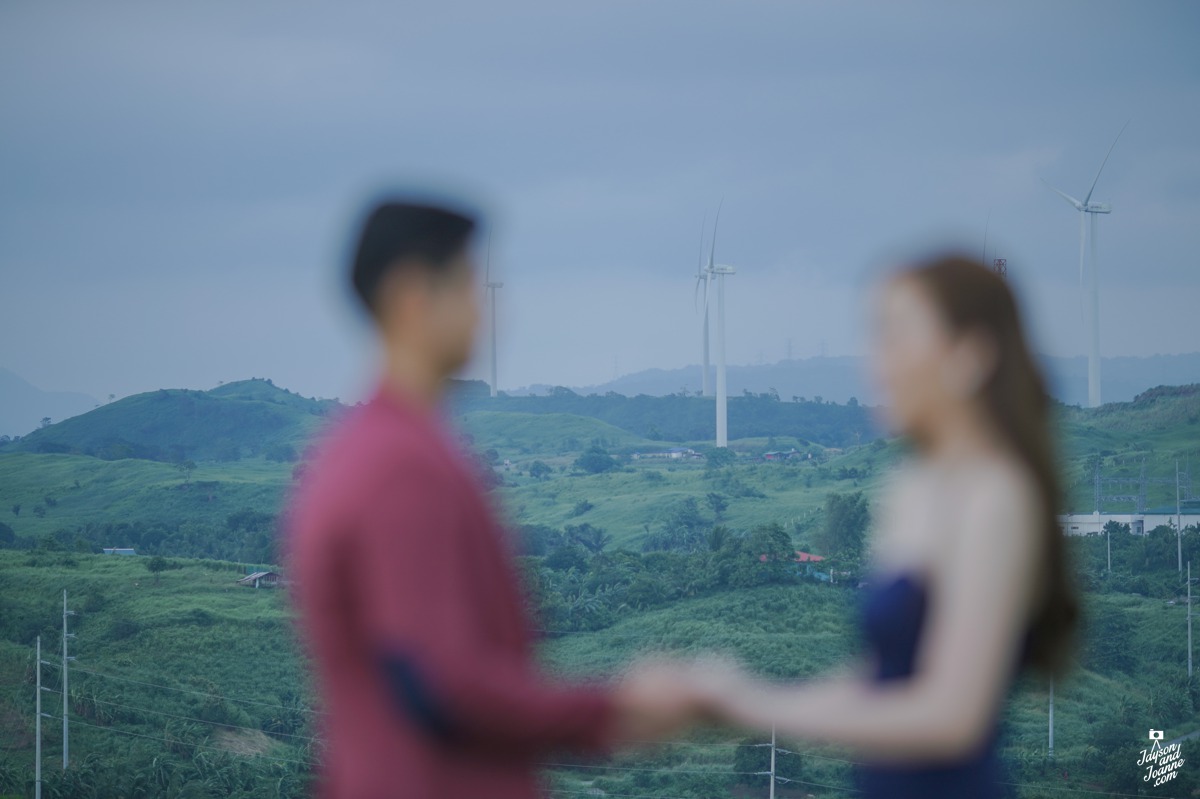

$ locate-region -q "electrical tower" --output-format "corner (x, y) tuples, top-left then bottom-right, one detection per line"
(992, 257), (1007, 278)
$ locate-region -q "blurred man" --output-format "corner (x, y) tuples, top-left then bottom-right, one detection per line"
(284, 196), (696, 799)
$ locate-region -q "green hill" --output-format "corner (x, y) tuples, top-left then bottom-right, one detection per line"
(446, 379), (884, 447)
(0, 380), (1196, 560)
(7, 379), (339, 464)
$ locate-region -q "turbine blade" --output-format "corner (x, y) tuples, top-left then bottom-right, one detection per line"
(708, 199), (723, 268)
(1083, 119), (1130, 206)
(1042, 178), (1084, 210)
(697, 212), (707, 276)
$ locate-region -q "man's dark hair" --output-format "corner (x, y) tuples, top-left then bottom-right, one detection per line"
(350, 198), (478, 316)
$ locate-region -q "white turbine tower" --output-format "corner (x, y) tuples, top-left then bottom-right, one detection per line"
(1044, 120), (1129, 409)
(713, 258), (736, 448)
(483, 233), (503, 398)
(694, 203), (736, 447)
(694, 209), (718, 397)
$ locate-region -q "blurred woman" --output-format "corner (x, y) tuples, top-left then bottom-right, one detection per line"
(696, 253), (1081, 798)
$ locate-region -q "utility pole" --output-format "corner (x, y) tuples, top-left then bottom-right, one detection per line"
(62, 590), (74, 769)
(35, 636), (42, 799)
(769, 724), (776, 799)
(1179, 460), (1185, 574)
(1048, 676), (1055, 761)
(1106, 524), (1111, 574)
(1189, 561), (1193, 679)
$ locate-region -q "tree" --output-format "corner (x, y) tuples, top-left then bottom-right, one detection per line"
(728, 522), (795, 587)
(176, 459), (196, 484)
(573, 444), (617, 474)
(813, 491), (870, 560)
(567, 523), (611, 555)
(10, 504), (18, 517)
(528, 460), (552, 480)
(40, 416), (52, 428)
(705, 492), (728, 519)
(704, 447), (735, 471)
(644, 497), (709, 552)
(145, 556), (169, 584)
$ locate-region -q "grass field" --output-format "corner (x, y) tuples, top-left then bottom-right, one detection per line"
(3, 548), (1200, 797)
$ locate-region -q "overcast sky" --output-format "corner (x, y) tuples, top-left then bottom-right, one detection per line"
(2, 1), (1197, 404)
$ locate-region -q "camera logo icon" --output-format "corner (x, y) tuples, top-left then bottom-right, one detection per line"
(1149, 729), (1164, 741)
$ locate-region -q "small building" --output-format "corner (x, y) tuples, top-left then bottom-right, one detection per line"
(1059, 512), (1200, 537)
(632, 447), (703, 461)
(102, 547), (137, 556)
(237, 571), (283, 589)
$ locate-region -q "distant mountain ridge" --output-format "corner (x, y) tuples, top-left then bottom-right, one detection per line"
(0, 368), (98, 437)
(510, 352), (1200, 407)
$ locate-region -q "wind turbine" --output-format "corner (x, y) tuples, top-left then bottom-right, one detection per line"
(483, 233), (503, 398)
(694, 210), (717, 397)
(1044, 120), (1129, 409)
(694, 203), (736, 447)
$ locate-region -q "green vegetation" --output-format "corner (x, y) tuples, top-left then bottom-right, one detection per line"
(6, 379), (337, 464)
(0, 552), (315, 798)
(0, 379), (1198, 795)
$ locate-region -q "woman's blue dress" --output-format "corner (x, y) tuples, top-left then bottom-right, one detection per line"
(854, 569), (1032, 799)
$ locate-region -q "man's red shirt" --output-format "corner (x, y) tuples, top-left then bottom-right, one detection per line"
(284, 379), (615, 799)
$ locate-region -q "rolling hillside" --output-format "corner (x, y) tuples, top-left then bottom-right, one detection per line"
(0, 380), (1196, 558)
(6, 379), (339, 463)
(2, 543), (1200, 798)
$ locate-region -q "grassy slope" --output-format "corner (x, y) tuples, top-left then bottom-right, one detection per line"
(0, 385), (1196, 552)
(9, 379), (336, 463)
(0, 552), (313, 779)
(2, 552), (1197, 797)
(0, 453), (289, 543)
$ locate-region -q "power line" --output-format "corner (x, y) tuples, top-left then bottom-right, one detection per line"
(772, 773), (861, 793)
(537, 761), (759, 776)
(67, 715), (316, 767)
(541, 790), (701, 799)
(73, 668), (327, 715)
(541, 789), (698, 799)
(39, 687), (320, 745)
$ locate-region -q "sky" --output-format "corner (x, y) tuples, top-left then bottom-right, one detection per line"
(2, 1), (1198, 404)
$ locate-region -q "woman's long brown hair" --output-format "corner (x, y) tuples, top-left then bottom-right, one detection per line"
(899, 253), (1081, 682)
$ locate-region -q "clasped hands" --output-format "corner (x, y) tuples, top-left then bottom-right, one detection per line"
(609, 654), (763, 744)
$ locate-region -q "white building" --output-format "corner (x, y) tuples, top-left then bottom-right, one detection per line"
(1059, 512), (1200, 537)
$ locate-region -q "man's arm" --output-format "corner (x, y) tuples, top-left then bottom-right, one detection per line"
(357, 458), (621, 757)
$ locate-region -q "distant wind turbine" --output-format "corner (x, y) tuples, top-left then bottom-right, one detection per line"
(693, 209), (717, 397)
(694, 202), (736, 447)
(484, 233), (503, 398)
(1043, 119), (1130, 408)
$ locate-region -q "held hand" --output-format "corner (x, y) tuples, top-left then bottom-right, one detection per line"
(609, 657), (711, 743)
(679, 653), (761, 726)
(609, 654), (760, 744)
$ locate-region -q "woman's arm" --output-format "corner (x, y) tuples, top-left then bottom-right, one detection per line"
(704, 468), (1041, 764)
